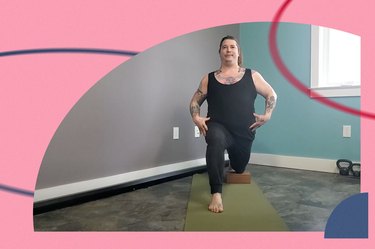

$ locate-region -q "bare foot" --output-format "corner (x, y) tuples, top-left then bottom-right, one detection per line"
(208, 193), (224, 213)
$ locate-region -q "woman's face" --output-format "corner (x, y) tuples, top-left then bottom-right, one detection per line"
(219, 39), (240, 65)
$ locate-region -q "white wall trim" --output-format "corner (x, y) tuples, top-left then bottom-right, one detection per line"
(250, 153), (338, 173)
(310, 86), (360, 98)
(34, 153), (340, 203)
(34, 158), (206, 203)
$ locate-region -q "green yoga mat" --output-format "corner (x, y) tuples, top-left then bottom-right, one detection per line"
(184, 173), (288, 231)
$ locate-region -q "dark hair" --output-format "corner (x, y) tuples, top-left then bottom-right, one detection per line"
(219, 35), (243, 66)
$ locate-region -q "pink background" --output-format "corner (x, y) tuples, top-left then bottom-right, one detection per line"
(1, 0), (373, 248)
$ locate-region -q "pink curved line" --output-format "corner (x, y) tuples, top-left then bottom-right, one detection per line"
(269, 0), (375, 120)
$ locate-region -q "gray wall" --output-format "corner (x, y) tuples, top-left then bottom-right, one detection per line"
(36, 24), (239, 189)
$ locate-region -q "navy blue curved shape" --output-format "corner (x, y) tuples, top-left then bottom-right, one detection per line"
(0, 184), (34, 197)
(0, 48), (139, 57)
(325, 193), (368, 238)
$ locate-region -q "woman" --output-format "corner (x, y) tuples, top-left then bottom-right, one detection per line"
(189, 35), (277, 213)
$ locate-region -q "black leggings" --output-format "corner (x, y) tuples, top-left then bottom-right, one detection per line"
(205, 122), (255, 194)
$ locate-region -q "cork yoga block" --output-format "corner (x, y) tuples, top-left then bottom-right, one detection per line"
(225, 170), (251, 184)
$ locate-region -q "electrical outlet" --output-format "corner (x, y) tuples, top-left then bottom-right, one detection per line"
(194, 126), (200, 137)
(173, 127), (179, 139)
(343, 125), (351, 138)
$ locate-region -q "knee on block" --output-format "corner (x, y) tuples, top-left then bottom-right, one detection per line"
(225, 170), (251, 184)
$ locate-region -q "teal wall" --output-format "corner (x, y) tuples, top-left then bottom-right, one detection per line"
(240, 22), (360, 161)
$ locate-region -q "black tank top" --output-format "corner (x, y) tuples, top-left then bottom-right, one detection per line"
(207, 68), (257, 138)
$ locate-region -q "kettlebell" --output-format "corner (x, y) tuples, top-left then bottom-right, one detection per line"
(350, 163), (361, 177)
(336, 159), (353, 176)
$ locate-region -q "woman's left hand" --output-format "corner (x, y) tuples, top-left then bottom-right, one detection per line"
(249, 113), (270, 131)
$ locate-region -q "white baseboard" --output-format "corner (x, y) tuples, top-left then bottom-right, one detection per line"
(34, 153), (339, 203)
(34, 158), (206, 203)
(250, 153), (338, 173)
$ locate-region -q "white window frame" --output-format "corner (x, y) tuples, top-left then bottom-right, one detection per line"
(310, 25), (361, 98)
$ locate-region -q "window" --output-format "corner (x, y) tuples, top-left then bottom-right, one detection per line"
(310, 26), (361, 97)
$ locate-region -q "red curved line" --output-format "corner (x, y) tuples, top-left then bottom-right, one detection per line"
(269, 0), (375, 120)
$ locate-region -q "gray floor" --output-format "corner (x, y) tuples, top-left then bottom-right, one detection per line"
(34, 164), (360, 231)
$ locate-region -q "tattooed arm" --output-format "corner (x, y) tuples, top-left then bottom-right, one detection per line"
(189, 75), (210, 136)
(250, 70), (277, 131)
